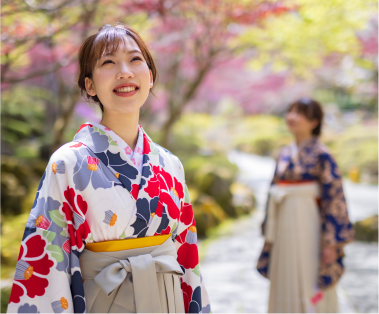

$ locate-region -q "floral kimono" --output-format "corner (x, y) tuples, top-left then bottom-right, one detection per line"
(7, 122), (211, 313)
(257, 137), (354, 310)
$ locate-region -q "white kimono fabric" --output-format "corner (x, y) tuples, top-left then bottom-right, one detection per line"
(265, 182), (338, 313)
(7, 122), (211, 313)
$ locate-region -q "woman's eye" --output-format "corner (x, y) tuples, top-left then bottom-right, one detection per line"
(102, 60), (114, 65)
(132, 56), (143, 62)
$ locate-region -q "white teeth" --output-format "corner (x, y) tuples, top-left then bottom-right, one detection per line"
(115, 86), (136, 93)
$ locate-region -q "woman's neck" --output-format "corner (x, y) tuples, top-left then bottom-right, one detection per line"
(294, 133), (313, 147)
(100, 111), (140, 150)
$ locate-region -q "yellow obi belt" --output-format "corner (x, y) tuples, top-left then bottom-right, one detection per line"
(85, 233), (172, 252)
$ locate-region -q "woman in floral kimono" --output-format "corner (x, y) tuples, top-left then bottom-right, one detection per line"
(257, 98), (354, 313)
(7, 24), (210, 313)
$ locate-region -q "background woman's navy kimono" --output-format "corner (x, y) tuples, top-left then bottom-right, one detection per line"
(257, 137), (354, 290)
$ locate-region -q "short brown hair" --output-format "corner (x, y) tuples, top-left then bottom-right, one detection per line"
(288, 98), (324, 136)
(77, 23), (158, 112)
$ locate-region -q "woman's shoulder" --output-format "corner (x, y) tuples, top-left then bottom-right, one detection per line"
(49, 141), (91, 167)
(307, 139), (339, 166)
(312, 139), (333, 157)
(152, 142), (185, 179)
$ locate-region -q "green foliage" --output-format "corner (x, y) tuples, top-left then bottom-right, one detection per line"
(232, 115), (292, 156)
(324, 123), (378, 181)
(1, 213), (29, 281)
(1, 155), (46, 215)
(165, 112), (254, 235)
(0, 156), (31, 215)
(354, 215), (378, 242)
(1, 288), (11, 313)
(239, 0), (377, 76)
(1, 86), (52, 158)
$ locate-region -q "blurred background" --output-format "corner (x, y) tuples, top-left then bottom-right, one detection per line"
(1, 0), (378, 312)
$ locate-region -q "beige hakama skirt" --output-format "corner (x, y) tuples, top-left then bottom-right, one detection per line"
(265, 182), (339, 313)
(79, 236), (185, 313)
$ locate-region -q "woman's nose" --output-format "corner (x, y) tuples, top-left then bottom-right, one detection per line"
(117, 63), (134, 80)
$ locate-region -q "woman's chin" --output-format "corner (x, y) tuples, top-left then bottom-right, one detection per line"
(103, 104), (142, 115)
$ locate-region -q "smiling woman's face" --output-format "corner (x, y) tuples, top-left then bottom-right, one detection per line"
(285, 107), (318, 137)
(85, 35), (153, 114)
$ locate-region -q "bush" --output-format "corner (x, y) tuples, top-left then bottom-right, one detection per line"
(232, 115), (292, 157)
(1, 156), (46, 215)
(354, 215), (378, 242)
(324, 123), (378, 183)
(1, 288), (11, 313)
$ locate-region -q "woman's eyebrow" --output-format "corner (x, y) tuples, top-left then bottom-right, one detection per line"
(100, 50), (142, 58)
(126, 49), (142, 54)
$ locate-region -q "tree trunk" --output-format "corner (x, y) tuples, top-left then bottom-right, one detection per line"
(161, 64), (211, 149)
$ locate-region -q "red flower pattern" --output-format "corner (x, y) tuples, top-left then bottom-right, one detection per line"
(69, 142), (83, 148)
(144, 171), (160, 199)
(177, 242), (199, 269)
(143, 133), (151, 155)
(180, 202), (194, 225)
(181, 282), (193, 313)
(176, 228), (188, 244)
(62, 187), (91, 250)
(155, 225), (171, 236)
(148, 165), (184, 220)
(131, 183), (139, 200)
(9, 234), (54, 304)
(76, 123), (93, 134)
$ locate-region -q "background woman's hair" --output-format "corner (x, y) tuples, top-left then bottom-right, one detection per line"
(287, 98), (324, 136)
(77, 23), (158, 113)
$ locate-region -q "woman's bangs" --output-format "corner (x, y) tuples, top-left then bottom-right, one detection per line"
(289, 102), (311, 119)
(91, 28), (131, 62)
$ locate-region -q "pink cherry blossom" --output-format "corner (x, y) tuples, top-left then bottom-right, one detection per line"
(125, 147), (132, 155)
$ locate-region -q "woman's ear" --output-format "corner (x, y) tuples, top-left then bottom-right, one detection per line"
(85, 77), (97, 96)
(149, 70), (153, 89)
(311, 119), (319, 130)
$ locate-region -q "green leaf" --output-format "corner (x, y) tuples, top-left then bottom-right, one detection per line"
(172, 222), (177, 233)
(120, 231), (126, 239)
(150, 144), (159, 155)
(47, 244), (64, 263)
(60, 230), (68, 237)
(50, 210), (67, 228)
(184, 184), (191, 203)
(108, 136), (118, 146)
(98, 129), (106, 135)
(192, 264), (200, 277)
(42, 230), (56, 242)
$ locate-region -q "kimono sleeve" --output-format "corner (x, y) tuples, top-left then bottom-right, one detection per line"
(319, 152), (354, 248)
(7, 149), (91, 313)
(174, 159), (211, 314)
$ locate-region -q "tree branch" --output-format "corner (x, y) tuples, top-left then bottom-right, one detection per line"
(1, 58), (77, 83)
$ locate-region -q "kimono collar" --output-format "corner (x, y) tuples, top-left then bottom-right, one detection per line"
(73, 122), (162, 200)
(89, 122), (145, 174)
(290, 136), (317, 158)
(73, 123), (180, 238)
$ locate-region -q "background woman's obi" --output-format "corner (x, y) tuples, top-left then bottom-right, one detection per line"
(257, 138), (354, 290)
(7, 122), (211, 313)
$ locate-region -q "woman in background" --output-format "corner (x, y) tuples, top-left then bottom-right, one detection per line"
(257, 98), (354, 313)
(7, 24), (210, 313)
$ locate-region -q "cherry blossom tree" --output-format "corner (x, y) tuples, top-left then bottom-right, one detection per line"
(2, 0), (292, 152)
(128, 0), (293, 146)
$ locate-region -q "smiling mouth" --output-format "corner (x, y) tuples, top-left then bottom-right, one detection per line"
(113, 86), (139, 93)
